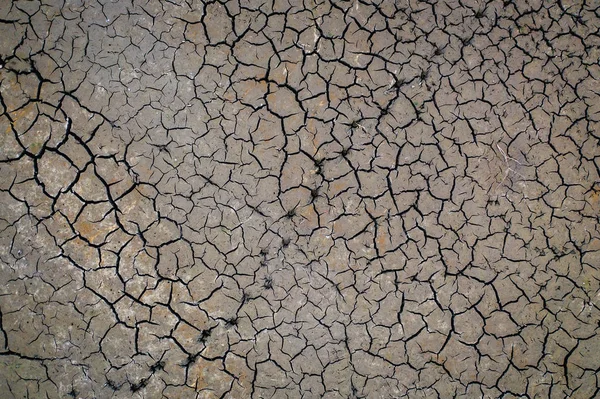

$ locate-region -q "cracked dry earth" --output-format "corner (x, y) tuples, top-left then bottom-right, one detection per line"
(1, 0), (600, 398)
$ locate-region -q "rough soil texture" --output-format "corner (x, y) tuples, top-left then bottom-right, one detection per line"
(0, 0), (600, 398)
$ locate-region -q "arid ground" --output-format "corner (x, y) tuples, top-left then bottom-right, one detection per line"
(1, 0), (600, 398)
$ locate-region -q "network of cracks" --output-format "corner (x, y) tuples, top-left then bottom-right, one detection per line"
(1, 0), (600, 398)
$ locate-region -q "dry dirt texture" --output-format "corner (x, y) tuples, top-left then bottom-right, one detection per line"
(1, 0), (600, 398)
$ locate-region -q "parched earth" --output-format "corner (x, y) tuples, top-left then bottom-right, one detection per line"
(0, 0), (599, 398)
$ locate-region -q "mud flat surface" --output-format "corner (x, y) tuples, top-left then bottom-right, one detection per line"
(1, 0), (600, 398)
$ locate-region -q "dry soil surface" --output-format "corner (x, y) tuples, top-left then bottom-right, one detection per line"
(1, 0), (600, 398)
